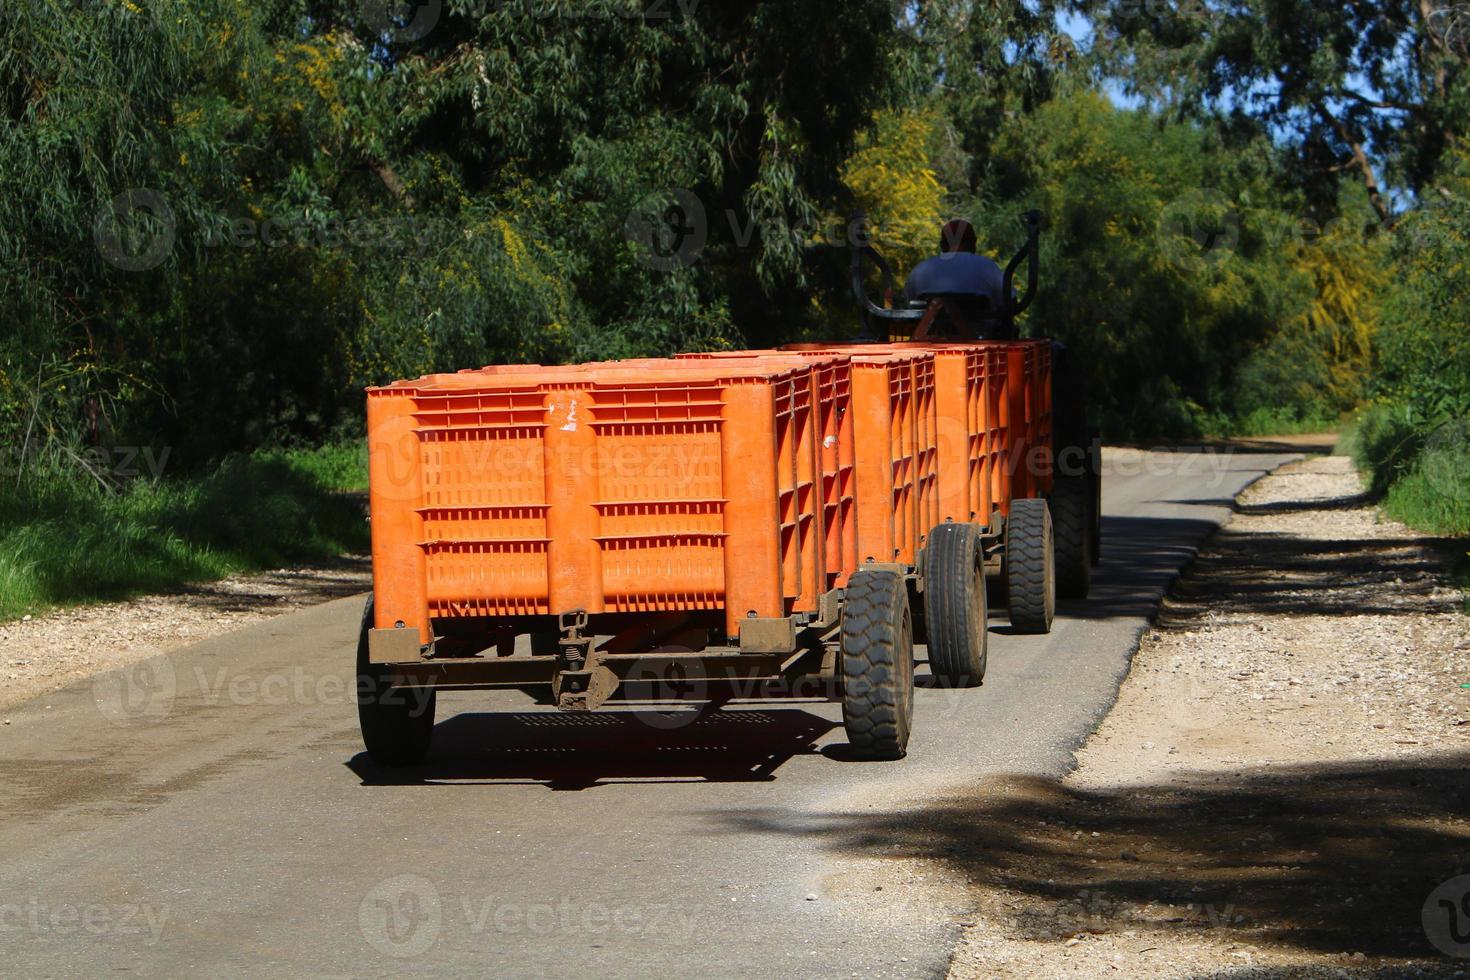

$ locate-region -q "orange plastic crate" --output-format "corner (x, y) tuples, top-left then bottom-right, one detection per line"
(682, 349), (940, 568)
(674, 352), (857, 588)
(779, 343), (1000, 526)
(841, 350), (938, 567)
(366, 360), (829, 643)
(779, 340), (1056, 518)
(991, 341), (1053, 501)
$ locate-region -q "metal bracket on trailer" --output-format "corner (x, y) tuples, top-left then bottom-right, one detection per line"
(368, 626), (428, 666)
(738, 617), (798, 654)
(552, 610), (618, 712)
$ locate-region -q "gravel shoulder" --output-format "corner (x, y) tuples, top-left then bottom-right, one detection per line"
(0, 558), (370, 713)
(940, 455), (1470, 978)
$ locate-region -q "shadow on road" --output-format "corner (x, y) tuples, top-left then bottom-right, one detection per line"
(347, 707), (838, 790)
(721, 755), (1470, 964)
(1162, 530), (1461, 622)
(1050, 514), (1221, 623)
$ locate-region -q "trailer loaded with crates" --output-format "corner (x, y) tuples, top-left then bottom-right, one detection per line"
(356, 212), (1101, 765)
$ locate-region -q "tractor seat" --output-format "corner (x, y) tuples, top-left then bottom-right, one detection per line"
(903, 252), (1007, 310)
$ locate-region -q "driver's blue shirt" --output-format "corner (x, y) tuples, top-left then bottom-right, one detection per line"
(904, 252), (1006, 307)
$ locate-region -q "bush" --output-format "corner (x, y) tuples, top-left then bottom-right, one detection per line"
(0, 451), (368, 621)
(1382, 458), (1470, 537)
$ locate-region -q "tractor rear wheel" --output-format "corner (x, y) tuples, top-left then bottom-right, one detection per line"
(922, 523), (988, 688)
(1050, 476), (1093, 600)
(356, 597), (437, 768)
(840, 569), (915, 761)
(1005, 498), (1055, 635)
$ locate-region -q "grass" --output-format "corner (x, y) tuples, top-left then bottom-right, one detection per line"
(265, 441), (369, 493)
(1223, 406), (1341, 439)
(1380, 451), (1470, 536)
(0, 446), (369, 622)
(1340, 405), (1470, 538)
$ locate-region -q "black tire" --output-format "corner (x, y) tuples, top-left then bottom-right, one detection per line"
(921, 523), (988, 688)
(840, 570), (915, 761)
(1005, 498), (1055, 635)
(1050, 476), (1093, 600)
(356, 596), (436, 768)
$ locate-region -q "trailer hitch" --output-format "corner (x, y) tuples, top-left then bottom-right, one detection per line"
(552, 610), (618, 712)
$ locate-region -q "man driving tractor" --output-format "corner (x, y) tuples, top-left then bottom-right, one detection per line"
(863, 215), (1026, 341)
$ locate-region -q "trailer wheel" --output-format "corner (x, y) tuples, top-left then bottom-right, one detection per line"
(1005, 498), (1055, 635)
(1050, 476), (1093, 600)
(921, 523), (988, 688)
(840, 569), (915, 761)
(356, 596), (436, 768)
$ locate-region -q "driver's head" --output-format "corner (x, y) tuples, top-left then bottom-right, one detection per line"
(940, 219), (978, 254)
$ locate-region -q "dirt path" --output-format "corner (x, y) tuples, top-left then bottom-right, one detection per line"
(0, 558), (369, 713)
(937, 455), (1470, 978)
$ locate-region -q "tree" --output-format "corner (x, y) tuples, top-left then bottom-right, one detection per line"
(1090, 0), (1470, 225)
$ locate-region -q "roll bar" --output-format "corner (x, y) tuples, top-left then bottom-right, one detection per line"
(850, 210), (1043, 337)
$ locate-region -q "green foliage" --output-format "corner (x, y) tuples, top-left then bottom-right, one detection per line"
(264, 441), (368, 494)
(952, 89), (1340, 437)
(1381, 449), (1470, 537)
(1344, 150), (1470, 535)
(1089, 0), (1470, 223)
(0, 0), (910, 470)
(0, 451), (368, 621)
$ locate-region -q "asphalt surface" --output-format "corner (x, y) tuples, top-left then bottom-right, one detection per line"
(0, 445), (1304, 978)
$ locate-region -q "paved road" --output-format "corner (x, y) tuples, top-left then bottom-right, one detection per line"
(0, 446), (1301, 978)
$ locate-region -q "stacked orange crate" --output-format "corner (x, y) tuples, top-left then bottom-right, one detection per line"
(764, 340), (1055, 526)
(988, 340), (1053, 501)
(673, 351), (856, 589)
(846, 350), (938, 566)
(366, 359), (830, 643)
(694, 348), (941, 569)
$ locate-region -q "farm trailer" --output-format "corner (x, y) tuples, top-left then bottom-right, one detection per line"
(356, 217), (1101, 765)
